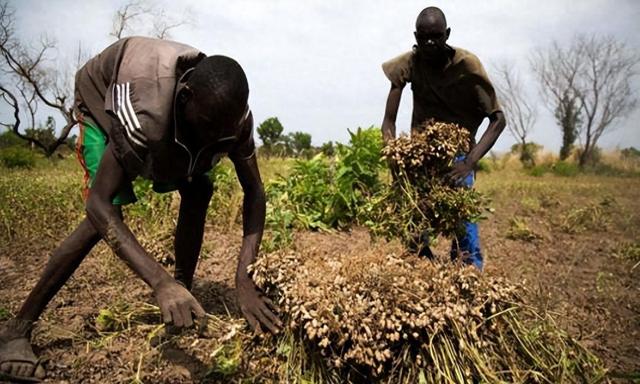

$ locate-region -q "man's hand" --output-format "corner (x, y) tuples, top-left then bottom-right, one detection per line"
(446, 161), (474, 186)
(155, 280), (206, 327)
(236, 276), (281, 334)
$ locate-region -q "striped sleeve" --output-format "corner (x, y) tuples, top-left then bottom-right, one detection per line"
(111, 82), (148, 148)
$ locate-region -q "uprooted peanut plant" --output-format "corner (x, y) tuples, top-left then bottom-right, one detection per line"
(250, 244), (606, 383)
(366, 120), (488, 250)
(247, 121), (606, 383)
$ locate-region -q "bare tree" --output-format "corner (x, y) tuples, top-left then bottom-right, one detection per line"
(152, 8), (193, 40)
(111, 0), (152, 40)
(111, 0), (193, 41)
(493, 62), (538, 167)
(531, 41), (584, 160)
(0, 1), (76, 157)
(573, 35), (638, 166)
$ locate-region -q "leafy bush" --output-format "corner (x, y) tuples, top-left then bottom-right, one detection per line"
(510, 142), (541, 168)
(561, 199), (612, 233)
(264, 127), (385, 249)
(0, 146), (36, 169)
(476, 158), (491, 173)
(527, 164), (548, 177)
(506, 217), (541, 241)
(551, 160), (579, 177)
(621, 146), (640, 159)
(0, 130), (25, 149)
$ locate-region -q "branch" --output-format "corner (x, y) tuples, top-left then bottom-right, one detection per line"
(0, 84), (48, 152)
(111, 0), (152, 39)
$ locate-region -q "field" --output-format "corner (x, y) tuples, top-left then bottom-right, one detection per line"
(0, 154), (639, 383)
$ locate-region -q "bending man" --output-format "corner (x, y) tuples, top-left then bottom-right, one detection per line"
(0, 36), (280, 383)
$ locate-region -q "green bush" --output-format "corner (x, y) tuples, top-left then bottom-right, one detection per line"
(528, 164), (549, 177)
(510, 142), (541, 168)
(0, 146), (36, 169)
(621, 147), (640, 159)
(264, 127), (385, 250)
(552, 160), (579, 177)
(0, 130), (25, 149)
(476, 158), (491, 173)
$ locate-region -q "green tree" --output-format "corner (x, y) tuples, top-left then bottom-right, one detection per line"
(510, 142), (542, 167)
(320, 141), (335, 157)
(288, 131), (312, 157)
(555, 91), (582, 160)
(257, 117), (284, 155)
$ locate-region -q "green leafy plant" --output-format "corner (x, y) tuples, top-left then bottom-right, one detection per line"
(264, 127), (385, 250)
(0, 146), (36, 169)
(561, 199), (612, 233)
(552, 160), (579, 177)
(506, 217), (541, 241)
(0, 307), (11, 321)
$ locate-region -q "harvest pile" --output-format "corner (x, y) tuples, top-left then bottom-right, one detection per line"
(251, 245), (606, 383)
(366, 120), (487, 250)
(250, 121), (605, 382)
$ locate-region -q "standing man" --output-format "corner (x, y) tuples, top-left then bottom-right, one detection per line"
(381, 7), (506, 270)
(1, 36), (280, 383)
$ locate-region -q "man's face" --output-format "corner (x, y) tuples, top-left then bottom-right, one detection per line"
(414, 22), (450, 60)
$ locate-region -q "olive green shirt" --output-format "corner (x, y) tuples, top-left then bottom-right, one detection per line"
(382, 46), (501, 140)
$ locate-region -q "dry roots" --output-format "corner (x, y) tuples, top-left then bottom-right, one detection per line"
(251, 245), (606, 383)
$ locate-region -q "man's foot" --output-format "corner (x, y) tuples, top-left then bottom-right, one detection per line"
(0, 319), (46, 383)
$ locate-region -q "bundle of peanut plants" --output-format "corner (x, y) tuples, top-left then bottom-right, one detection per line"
(366, 120), (488, 251)
(251, 245), (606, 383)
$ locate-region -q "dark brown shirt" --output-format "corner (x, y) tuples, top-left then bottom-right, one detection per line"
(74, 36), (255, 183)
(382, 46), (501, 142)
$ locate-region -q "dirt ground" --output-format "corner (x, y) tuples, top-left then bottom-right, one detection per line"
(1, 171), (639, 383)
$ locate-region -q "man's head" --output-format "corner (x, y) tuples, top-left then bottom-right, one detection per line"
(179, 55), (249, 145)
(414, 7), (451, 63)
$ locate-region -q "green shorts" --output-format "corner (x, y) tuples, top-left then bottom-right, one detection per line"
(76, 115), (178, 205)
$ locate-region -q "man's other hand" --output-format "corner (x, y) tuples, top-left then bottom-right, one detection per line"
(155, 280), (206, 327)
(446, 161), (474, 185)
(236, 276), (282, 334)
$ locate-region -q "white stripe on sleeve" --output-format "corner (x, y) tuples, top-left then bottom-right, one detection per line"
(116, 84), (147, 148)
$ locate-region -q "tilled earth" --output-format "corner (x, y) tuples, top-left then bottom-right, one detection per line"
(1, 172), (639, 383)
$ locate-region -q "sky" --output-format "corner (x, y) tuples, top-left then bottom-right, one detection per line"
(3, 0), (640, 152)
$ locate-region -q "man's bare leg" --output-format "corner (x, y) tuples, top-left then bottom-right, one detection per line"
(0, 209), (121, 381)
(173, 175), (213, 291)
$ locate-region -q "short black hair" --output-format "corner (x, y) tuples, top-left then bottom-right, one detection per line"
(188, 55), (249, 115)
(416, 6), (447, 30)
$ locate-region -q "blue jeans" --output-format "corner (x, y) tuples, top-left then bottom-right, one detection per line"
(451, 155), (483, 270)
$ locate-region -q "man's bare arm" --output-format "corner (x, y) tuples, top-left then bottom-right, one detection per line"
(232, 154), (281, 334)
(381, 83), (404, 144)
(466, 111), (506, 165)
(446, 111), (506, 182)
(86, 144), (205, 326)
